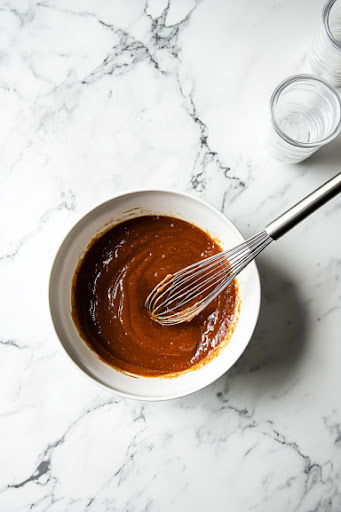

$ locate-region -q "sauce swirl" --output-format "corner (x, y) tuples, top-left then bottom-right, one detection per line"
(72, 216), (238, 376)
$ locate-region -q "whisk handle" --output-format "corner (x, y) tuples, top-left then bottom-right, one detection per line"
(265, 172), (341, 240)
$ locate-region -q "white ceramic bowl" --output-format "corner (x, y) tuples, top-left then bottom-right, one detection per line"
(49, 190), (261, 400)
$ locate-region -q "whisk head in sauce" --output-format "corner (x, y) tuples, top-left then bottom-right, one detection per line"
(145, 231), (272, 325)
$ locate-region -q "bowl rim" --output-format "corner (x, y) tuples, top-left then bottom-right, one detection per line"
(49, 188), (261, 401)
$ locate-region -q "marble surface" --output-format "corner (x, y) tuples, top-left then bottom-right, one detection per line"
(1, 0), (341, 510)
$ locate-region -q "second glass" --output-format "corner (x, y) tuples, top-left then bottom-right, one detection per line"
(311, 0), (341, 86)
(268, 75), (341, 164)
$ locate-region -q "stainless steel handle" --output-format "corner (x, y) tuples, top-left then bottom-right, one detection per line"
(266, 172), (341, 240)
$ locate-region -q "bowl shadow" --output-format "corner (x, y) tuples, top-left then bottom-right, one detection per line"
(190, 254), (309, 403)
(235, 256), (308, 373)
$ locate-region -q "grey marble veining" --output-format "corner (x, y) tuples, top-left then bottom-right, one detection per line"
(0, 0), (341, 510)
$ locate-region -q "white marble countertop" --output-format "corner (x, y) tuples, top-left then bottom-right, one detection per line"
(1, 0), (341, 510)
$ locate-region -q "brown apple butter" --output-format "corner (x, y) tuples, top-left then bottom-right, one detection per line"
(72, 215), (238, 377)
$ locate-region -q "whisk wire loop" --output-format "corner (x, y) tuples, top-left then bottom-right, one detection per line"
(145, 231), (272, 325)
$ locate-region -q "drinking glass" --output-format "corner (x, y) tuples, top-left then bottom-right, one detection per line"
(311, 0), (341, 86)
(268, 75), (341, 163)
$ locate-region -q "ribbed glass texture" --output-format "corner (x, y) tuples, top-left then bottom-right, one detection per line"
(311, 0), (341, 86)
(268, 75), (341, 163)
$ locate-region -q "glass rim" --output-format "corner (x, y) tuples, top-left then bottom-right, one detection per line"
(323, 0), (341, 50)
(270, 74), (341, 148)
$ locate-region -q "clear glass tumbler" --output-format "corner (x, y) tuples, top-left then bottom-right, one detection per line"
(311, 0), (341, 86)
(268, 75), (341, 164)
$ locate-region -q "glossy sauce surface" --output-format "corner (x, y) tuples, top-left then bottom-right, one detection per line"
(72, 216), (238, 376)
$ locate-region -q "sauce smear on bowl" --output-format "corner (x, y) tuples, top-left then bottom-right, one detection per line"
(72, 216), (239, 376)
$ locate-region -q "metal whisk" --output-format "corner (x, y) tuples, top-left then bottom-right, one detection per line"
(145, 172), (341, 325)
